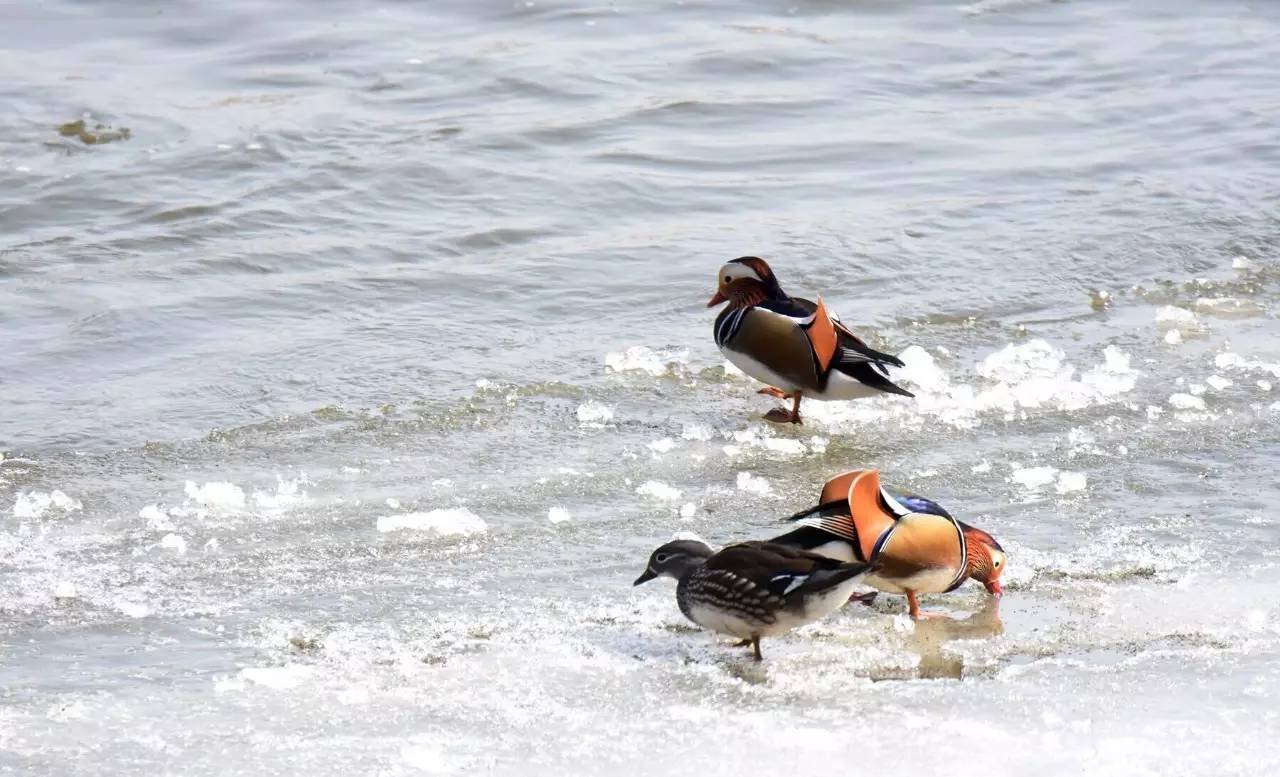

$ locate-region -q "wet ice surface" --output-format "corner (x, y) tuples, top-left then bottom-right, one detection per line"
(5, 0), (1280, 774)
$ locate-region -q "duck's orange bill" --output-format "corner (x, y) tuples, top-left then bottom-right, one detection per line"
(985, 579), (1004, 597)
(706, 291), (728, 307)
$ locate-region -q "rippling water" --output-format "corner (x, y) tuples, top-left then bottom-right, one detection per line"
(3, 1), (1280, 774)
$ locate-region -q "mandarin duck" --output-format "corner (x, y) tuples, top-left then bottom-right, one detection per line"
(707, 257), (913, 424)
(769, 469), (1006, 618)
(634, 539), (872, 660)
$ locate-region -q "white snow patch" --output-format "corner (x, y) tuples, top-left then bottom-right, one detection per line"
(679, 502), (697, 519)
(971, 460), (992, 474)
(53, 581), (77, 599)
(1154, 306), (1199, 330)
(547, 507), (571, 524)
(375, 508), (487, 536)
(1163, 329), (1183, 345)
(1206, 375), (1233, 391)
(636, 481), (682, 501)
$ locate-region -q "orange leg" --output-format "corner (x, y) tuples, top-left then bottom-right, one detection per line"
(763, 392), (803, 424)
(906, 591), (946, 620)
(757, 387), (792, 399)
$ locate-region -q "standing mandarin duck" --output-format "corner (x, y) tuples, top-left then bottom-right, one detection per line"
(707, 257), (913, 424)
(634, 539), (872, 660)
(769, 469), (1006, 618)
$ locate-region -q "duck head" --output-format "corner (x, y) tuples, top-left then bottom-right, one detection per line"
(633, 539), (715, 585)
(707, 256), (786, 308)
(962, 524), (1007, 596)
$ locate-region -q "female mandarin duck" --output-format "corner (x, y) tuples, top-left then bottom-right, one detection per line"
(707, 257), (913, 424)
(634, 539), (872, 661)
(769, 469), (1006, 618)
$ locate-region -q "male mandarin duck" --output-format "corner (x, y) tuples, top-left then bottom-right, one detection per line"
(769, 469), (1006, 618)
(634, 539), (873, 660)
(707, 256), (913, 424)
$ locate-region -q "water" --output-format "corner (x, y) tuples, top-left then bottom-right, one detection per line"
(3, 0), (1280, 773)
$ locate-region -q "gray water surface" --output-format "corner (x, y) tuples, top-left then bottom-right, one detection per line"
(3, 1), (1280, 775)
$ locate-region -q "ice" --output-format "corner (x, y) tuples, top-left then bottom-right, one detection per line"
(1055, 471), (1087, 494)
(251, 475), (310, 514)
(809, 340), (1140, 431)
(971, 460), (992, 474)
(1154, 305), (1199, 331)
(647, 437), (676, 454)
(679, 502), (697, 519)
(1259, 380), (1273, 392)
(53, 581), (77, 599)
(1010, 466), (1058, 491)
(12, 490), (83, 519)
(386, 497), (401, 509)
(547, 507), (571, 524)
(635, 481), (682, 501)
(680, 424), (714, 441)
(184, 481), (246, 511)
(139, 504), (175, 531)
(1193, 297), (1265, 318)
(604, 345), (689, 376)
(238, 665), (316, 690)
(576, 400), (615, 424)
(1169, 393), (1206, 411)
(1206, 375), (1232, 391)
(118, 602), (150, 619)
(375, 508), (487, 535)
(1164, 330), (1183, 345)
(1214, 352), (1280, 379)
(159, 533), (188, 554)
(736, 471), (771, 495)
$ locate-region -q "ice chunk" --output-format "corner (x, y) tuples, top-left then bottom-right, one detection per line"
(239, 665), (316, 690)
(1164, 329), (1182, 345)
(1010, 466), (1058, 491)
(736, 471), (771, 495)
(1206, 375), (1232, 391)
(547, 507), (571, 524)
(1055, 472), (1087, 494)
(1154, 306), (1198, 330)
(576, 401), (614, 424)
(604, 345), (689, 376)
(139, 504), (175, 531)
(1168, 393), (1206, 411)
(118, 602), (150, 619)
(12, 490), (82, 518)
(184, 481), (246, 511)
(647, 437), (676, 454)
(636, 481), (682, 501)
(679, 502), (696, 519)
(53, 581), (77, 599)
(375, 508), (487, 535)
(680, 424), (714, 442)
(159, 534), (188, 554)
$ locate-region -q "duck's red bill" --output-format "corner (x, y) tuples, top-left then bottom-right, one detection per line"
(706, 291), (727, 307)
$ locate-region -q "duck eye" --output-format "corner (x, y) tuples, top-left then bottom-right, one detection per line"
(724, 275), (731, 283)
(655, 553), (669, 565)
